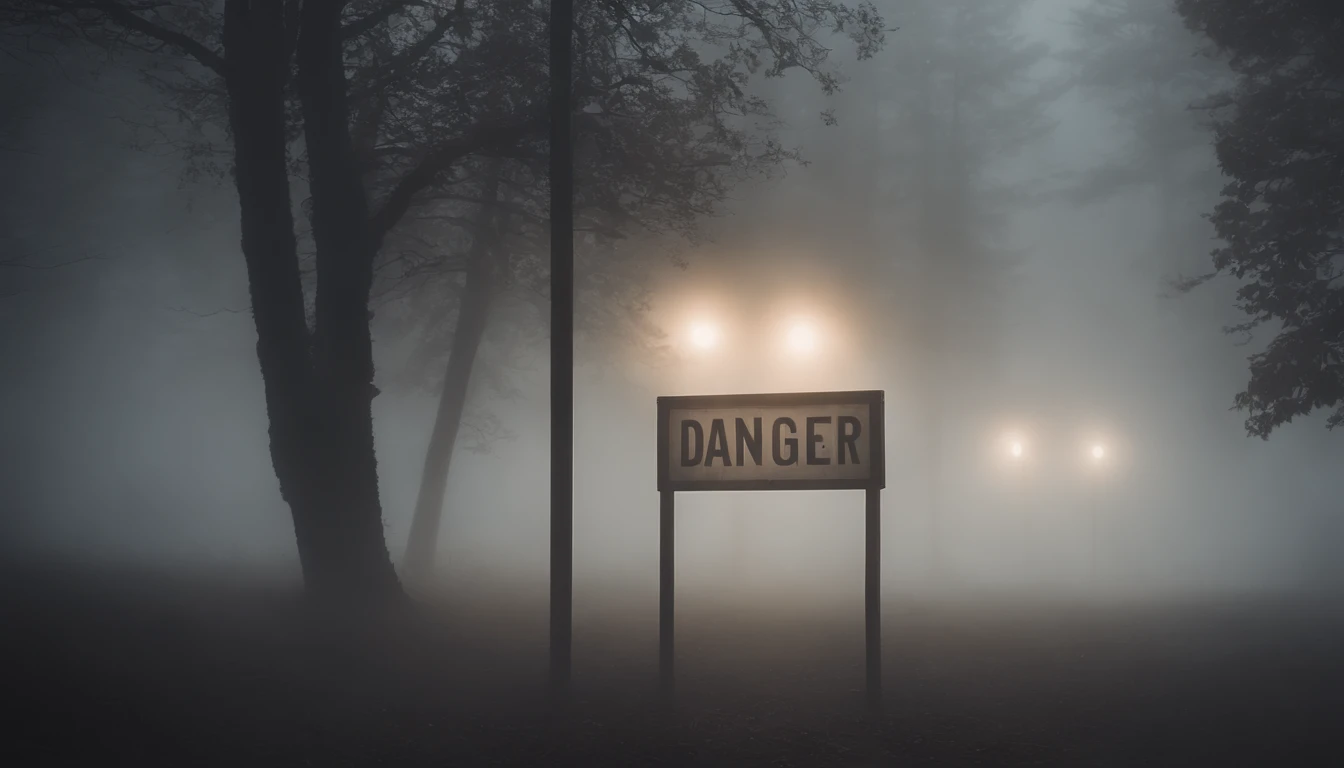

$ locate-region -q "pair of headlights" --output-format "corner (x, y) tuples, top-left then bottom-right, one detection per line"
(1005, 437), (1107, 463)
(687, 319), (820, 356)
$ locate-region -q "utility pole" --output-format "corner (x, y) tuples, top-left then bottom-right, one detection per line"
(549, 0), (574, 696)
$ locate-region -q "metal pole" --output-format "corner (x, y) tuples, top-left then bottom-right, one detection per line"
(865, 487), (882, 709)
(660, 490), (675, 700)
(549, 0), (574, 696)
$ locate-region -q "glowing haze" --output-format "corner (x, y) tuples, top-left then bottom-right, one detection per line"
(2, 0), (1342, 609)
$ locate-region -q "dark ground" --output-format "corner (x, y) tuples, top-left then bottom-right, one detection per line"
(6, 561), (1343, 767)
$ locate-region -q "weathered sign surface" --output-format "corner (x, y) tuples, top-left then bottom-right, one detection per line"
(657, 390), (885, 492)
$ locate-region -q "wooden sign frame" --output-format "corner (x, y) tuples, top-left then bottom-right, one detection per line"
(655, 389), (886, 708)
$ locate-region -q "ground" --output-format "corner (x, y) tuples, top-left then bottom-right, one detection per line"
(7, 561), (1342, 766)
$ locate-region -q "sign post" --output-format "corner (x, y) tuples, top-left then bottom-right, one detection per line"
(656, 390), (886, 708)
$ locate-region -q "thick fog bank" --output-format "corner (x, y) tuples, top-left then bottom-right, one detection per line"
(2, 0), (1342, 605)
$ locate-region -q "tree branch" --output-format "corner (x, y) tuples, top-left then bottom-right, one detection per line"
(92, 0), (226, 75)
(165, 304), (250, 318)
(369, 116), (544, 240)
(354, 0), (464, 95)
(342, 0), (424, 40)
(0, 250), (106, 269)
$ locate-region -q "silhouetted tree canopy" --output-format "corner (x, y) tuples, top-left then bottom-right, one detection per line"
(1177, 0), (1344, 437)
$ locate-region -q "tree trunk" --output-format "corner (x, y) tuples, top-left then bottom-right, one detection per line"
(402, 243), (497, 582)
(294, 0), (400, 601)
(222, 0), (328, 590)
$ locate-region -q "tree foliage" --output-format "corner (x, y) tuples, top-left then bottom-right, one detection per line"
(1176, 0), (1344, 437)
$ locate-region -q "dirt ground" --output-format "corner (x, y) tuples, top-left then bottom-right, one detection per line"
(6, 562), (1342, 766)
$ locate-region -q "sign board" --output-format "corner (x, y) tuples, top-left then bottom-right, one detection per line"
(657, 390), (885, 492)
(654, 389), (887, 708)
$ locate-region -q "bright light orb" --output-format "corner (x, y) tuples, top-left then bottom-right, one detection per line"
(689, 322), (720, 351)
(1009, 440), (1024, 459)
(786, 321), (819, 355)
(1090, 443), (1106, 460)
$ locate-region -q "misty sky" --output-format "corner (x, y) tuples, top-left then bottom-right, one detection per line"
(2, 0), (1341, 602)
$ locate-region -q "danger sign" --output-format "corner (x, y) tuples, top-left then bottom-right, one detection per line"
(657, 390), (885, 491)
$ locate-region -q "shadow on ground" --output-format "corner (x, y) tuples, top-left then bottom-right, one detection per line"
(7, 562), (1342, 766)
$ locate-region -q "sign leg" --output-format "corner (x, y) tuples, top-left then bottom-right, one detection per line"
(865, 487), (882, 709)
(660, 490), (675, 701)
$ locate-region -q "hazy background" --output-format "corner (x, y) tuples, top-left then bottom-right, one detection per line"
(3, 0), (1342, 613)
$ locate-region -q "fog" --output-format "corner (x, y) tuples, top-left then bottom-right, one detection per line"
(3, 0), (1342, 616)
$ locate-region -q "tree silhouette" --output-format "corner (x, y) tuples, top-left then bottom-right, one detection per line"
(2, 0), (886, 603)
(1176, 0), (1344, 437)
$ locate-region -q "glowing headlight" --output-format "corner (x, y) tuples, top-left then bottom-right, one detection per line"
(689, 322), (721, 351)
(785, 321), (819, 356)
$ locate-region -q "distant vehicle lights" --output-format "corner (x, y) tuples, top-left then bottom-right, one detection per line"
(683, 315), (828, 359)
(997, 429), (1119, 473)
